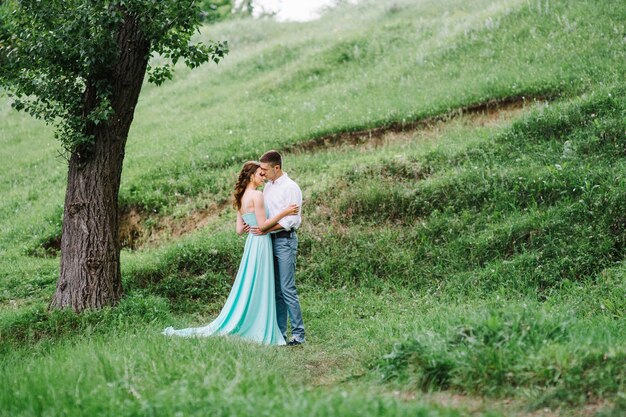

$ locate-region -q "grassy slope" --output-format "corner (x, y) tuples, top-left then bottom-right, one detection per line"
(1, 0), (625, 415)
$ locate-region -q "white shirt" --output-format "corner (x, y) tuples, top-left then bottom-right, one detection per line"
(263, 172), (302, 231)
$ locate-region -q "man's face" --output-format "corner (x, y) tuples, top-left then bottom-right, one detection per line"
(260, 162), (277, 181)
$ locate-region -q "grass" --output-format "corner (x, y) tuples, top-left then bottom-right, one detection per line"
(378, 301), (626, 406)
(1, 0), (625, 415)
(0, 289), (485, 417)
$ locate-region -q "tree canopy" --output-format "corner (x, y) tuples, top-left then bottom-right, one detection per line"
(0, 0), (228, 152)
(197, 0), (253, 23)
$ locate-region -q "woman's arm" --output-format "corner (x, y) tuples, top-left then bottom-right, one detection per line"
(253, 192), (299, 232)
(236, 211), (246, 235)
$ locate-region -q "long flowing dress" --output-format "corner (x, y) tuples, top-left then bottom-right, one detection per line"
(163, 212), (286, 345)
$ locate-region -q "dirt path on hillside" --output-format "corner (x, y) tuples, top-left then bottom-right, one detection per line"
(284, 95), (539, 153)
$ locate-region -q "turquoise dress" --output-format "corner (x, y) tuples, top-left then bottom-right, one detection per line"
(163, 212), (286, 346)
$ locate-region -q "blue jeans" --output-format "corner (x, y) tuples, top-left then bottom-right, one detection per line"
(272, 234), (305, 342)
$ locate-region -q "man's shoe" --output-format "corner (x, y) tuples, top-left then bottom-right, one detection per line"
(287, 338), (304, 346)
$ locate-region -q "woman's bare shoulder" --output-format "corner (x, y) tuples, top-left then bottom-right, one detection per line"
(243, 189), (262, 198)
(241, 190), (260, 212)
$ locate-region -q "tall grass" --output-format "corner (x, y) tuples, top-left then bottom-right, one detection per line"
(1, 289), (502, 417)
(378, 302), (626, 406)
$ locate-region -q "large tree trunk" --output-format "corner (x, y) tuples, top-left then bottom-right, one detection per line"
(50, 13), (150, 312)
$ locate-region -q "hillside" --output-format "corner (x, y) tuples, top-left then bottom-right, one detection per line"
(1, 0), (625, 416)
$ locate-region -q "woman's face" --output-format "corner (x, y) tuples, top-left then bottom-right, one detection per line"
(251, 167), (265, 187)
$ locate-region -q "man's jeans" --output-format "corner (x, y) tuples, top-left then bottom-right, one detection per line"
(272, 234), (305, 342)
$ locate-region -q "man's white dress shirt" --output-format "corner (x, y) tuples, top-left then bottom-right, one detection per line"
(263, 172), (302, 231)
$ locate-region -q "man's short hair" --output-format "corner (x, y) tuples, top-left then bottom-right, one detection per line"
(260, 150), (282, 168)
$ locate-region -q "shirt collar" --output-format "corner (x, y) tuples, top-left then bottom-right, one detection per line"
(271, 172), (289, 185)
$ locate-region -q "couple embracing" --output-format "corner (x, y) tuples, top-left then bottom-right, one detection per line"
(164, 151), (305, 346)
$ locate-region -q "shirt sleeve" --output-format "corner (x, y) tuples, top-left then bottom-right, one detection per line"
(277, 181), (302, 231)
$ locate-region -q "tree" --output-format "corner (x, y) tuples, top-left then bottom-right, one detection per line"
(0, 0), (227, 312)
(197, 0), (254, 23)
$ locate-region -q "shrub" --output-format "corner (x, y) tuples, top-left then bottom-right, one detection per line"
(378, 303), (625, 405)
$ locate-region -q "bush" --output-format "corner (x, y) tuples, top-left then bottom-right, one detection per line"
(378, 303), (625, 405)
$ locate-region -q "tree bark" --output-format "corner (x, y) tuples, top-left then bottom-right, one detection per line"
(50, 13), (150, 312)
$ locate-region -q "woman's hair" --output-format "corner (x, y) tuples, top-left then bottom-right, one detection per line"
(260, 150), (282, 168)
(233, 161), (261, 210)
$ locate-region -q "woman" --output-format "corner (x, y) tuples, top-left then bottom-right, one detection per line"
(163, 161), (299, 345)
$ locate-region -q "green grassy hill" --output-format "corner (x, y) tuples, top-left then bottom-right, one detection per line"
(1, 0), (625, 416)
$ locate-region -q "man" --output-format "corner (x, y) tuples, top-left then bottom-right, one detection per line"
(254, 150), (305, 346)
